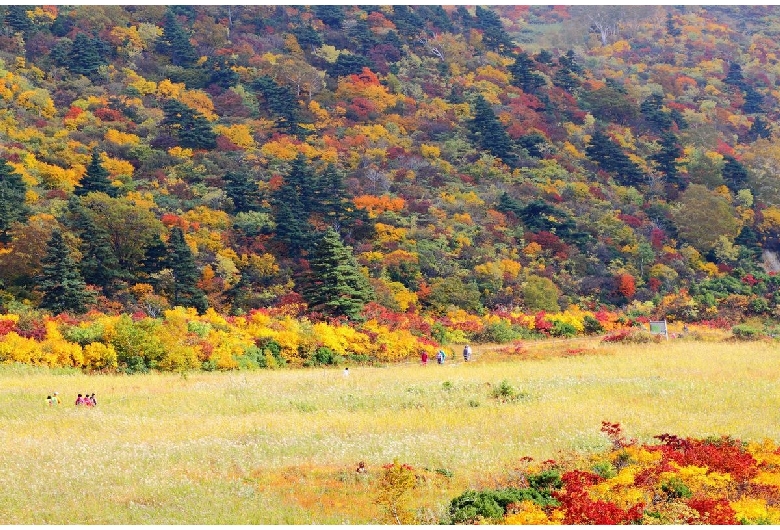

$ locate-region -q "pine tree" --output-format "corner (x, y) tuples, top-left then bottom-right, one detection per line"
(302, 227), (374, 319)
(313, 164), (350, 225)
(68, 33), (107, 77)
(666, 12), (681, 37)
(159, 10), (197, 67)
(468, 95), (518, 168)
(585, 130), (645, 187)
(253, 76), (304, 137)
(271, 156), (314, 255)
(0, 158), (30, 243)
(223, 171), (259, 213)
(651, 132), (683, 187)
(474, 6), (513, 53)
(75, 150), (115, 197)
(724, 62), (747, 90)
(747, 115), (772, 142)
(743, 85), (764, 114)
(39, 230), (94, 314)
(722, 155), (750, 193)
(65, 196), (121, 291)
(166, 227), (207, 313)
(5, 5), (33, 34)
(509, 52), (545, 94)
(640, 94), (673, 132)
(160, 99), (216, 150)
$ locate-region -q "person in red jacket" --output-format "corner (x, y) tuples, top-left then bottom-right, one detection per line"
(420, 351), (428, 366)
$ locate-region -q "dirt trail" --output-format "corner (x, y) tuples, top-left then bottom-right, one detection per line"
(763, 250), (780, 274)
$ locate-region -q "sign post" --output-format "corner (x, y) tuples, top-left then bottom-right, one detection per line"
(649, 320), (669, 340)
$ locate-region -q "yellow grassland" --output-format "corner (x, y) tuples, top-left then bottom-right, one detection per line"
(1, 338), (779, 523)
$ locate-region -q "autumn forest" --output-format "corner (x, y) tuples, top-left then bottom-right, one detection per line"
(1, 5), (780, 371)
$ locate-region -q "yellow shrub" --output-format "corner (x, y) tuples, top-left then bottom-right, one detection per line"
(83, 342), (118, 371)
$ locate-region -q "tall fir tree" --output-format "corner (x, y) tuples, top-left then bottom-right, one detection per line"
(75, 150), (115, 197)
(651, 132), (684, 187)
(301, 227), (374, 319)
(722, 155), (750, 193)
(65, 196), (121, 292)
(0, 158), (30, 243)
(223, 171), (259, 213)
(159, 10), (197, 67)
(747, 115), (772, 142)
(253, 76), (305, 137)
(585, 130), (645, 187)
(468, 95), (518, 168)
(68, 33), (107, 78)
(160, 99), (216, 150)
(474, 6), (513, 53)
(509, 52), (545, 94)
(166, 227), (208, 313)
(271, 156), (315, 255)
(38, 230), (94, 314)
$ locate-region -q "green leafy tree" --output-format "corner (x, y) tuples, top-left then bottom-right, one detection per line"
(166, 226), (207, 313)
(0, 159), (29, 243)
(672, 184), (740, 252)
(523, 275), (560, 312)
(301, 227), (374, 319)
(469, 95), (517, 168)
(38, 230), (94, 314)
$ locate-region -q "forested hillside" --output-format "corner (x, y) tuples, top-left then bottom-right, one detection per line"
(1, 6), (780, 370)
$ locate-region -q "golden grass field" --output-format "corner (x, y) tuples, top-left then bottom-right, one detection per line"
(2, 337), (780, 524)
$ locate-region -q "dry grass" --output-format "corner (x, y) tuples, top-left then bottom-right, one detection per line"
(1, 339), (779, 523)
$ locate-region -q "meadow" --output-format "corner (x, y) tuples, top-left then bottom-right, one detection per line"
(2, 338), (779, 524)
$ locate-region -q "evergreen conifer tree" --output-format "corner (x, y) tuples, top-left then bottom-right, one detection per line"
(666, 12), (681, 37)
(651, 132), (683, 187)
(468, 95), (518, 168)
(253, 76), (304, 137)
(160, 99), (217, 150)
(5, 5), (33, 34)
(68, 33), (106, 77)
(223, 171), (259, 213)
(302, 227), (374, 319)
(160, 10), (197, 67)
(75, 150), (115, 197)
(39, 230), (94, 314)
(474, 6), (513, 52)
(166, 227), (208, 313)
(65, 196), (121, 291)
(724, 62), (747, 90)
(585, 130), (645, 187)
(0, 158), (30, 243)
(747, 115), (772, 142)
(722, 155), (750, 193)
(509, 52), (545, 93)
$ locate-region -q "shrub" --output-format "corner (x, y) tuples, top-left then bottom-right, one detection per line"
(475, 320), (522, 343)
(583, 315), (604, 334)
(305, 346), (343, 367)
(490, 380), (527, 402)
(448, 487), (558, 524)
(732, 324), (762, 340)
(550, 321), (577, 338)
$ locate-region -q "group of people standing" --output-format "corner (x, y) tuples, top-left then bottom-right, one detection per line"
(46, 392), (61, 406)
(75, 393), (97, 407)
(421, 345), (473, 365)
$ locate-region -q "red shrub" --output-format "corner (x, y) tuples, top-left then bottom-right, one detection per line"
(685, 498), (737, 525)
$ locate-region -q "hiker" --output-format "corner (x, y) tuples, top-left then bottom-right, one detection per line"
(343, 367), (349, 377)
(463, 344), (472, 362)
(90, 393), (97, 406)
(47, 395), (53, 406)
(421, 351), (428, 366)
(436, 349), (446, 365)
(84, 393), (94, 407)
(75, 393), (84, 406)
(52, 392), (61, 405)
